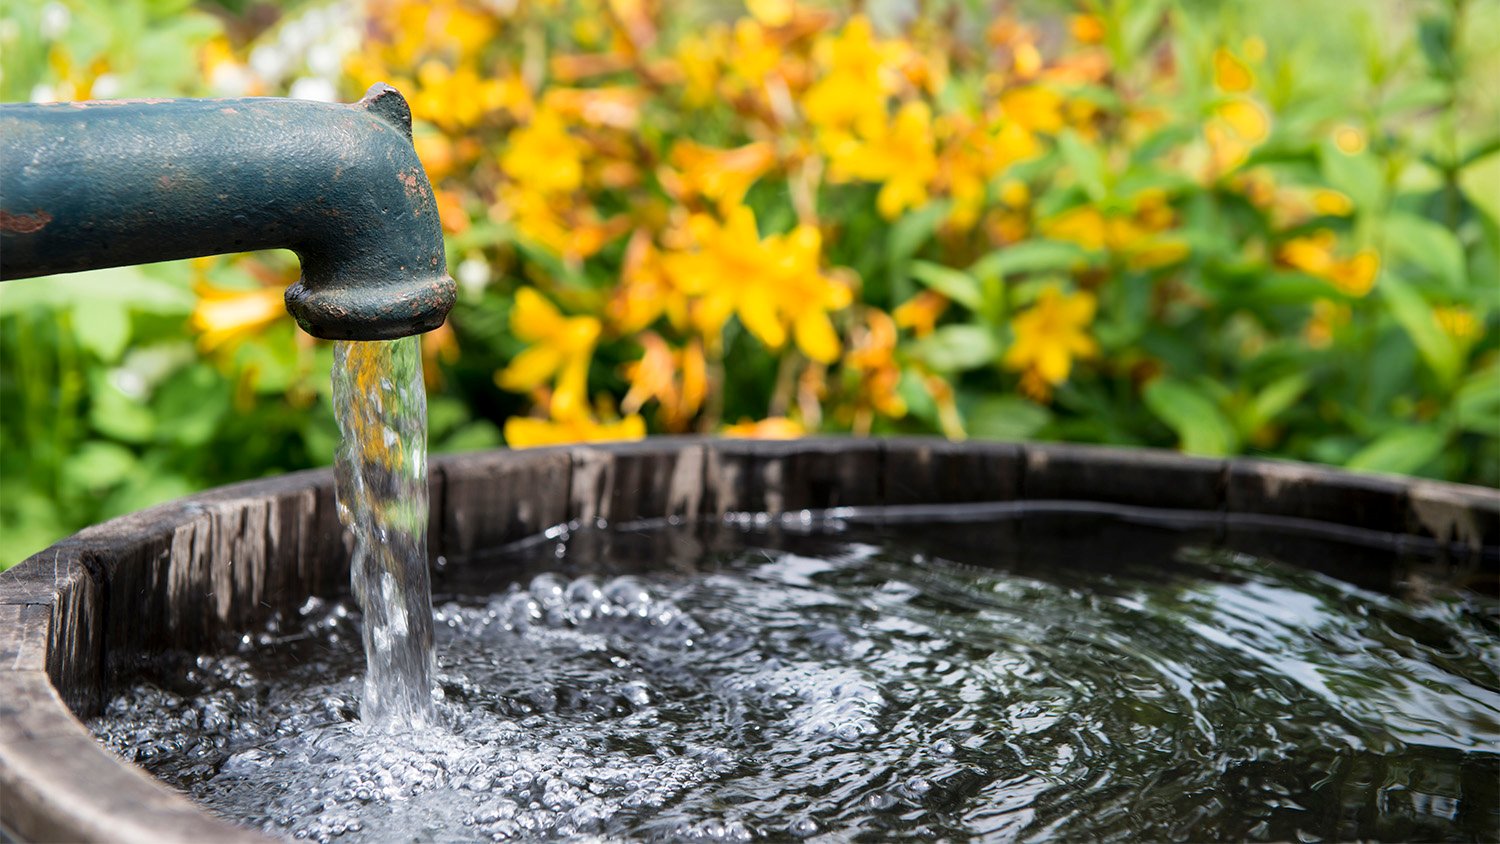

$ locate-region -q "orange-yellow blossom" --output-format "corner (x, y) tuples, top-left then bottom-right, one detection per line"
(621, 334), (707, 430)
(723, 417), (806, 439)
(893, 290), (949, 337)
(504, 413), (646, 449)
(1278, 230), (1379, 296)
(662, 140), (777, 213)
(662, 206), (852, 362)
(1042, 200), (1187, 269)
(502, 108), (585, 195)
(825, 100), (938, 219)
(1003, 286), (1098, 400)
(609, 231), (683, 333)
(937, 115), (1040, 229)
(496, 287), (600, 420)
(1213, 48), (1255, 93)
(191, 282), (286, 352)
(843, 308), (907, 427)
(802, 16), (909, 137)
(410, 61), (525, 131)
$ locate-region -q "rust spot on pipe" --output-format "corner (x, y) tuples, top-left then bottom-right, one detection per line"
(0, 209), (52, 234)
(398, 168), (429, 200)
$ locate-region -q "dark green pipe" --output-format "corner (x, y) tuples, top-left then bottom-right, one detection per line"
(0, 83), (454, 341)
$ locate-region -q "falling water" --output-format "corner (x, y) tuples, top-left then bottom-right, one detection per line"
(331, 337), (435, 728)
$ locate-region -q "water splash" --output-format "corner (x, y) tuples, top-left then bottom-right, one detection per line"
(92, 522), (1500, 842)
(331, 338), (434, 728)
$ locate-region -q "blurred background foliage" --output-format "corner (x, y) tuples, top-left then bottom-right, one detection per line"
(1, 0), (1497, 568)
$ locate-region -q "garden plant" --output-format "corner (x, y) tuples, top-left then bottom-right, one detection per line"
(1, 0), (1496, 568)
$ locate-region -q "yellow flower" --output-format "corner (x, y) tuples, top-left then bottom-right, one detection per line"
(1311, 189), (1354, 217)
(608, 231), (678, 333)
(1206, 98), (1270, 174)
(727, 18), (781, 90)
(923, 373), (966, 440)
(843, 308), (907, 433)
(674, 28), (728, 107)
(1333, 125), (1366, 154)
(1003, 286), (1098, 399)
(1213, 48), (1255, 93)
(825, 100), (938, 220)
(999, 86), (1064, 134)
(936, 116), (1040, 229)
(662, 205), (852, 362)
(1278, 231), (1380, 297)
(621, 334), (707, 431)
(1040, 193), (1186, 268)
(504, 413), (646, 449)
(661, 140), (777, 212)
(746, 0), (794, 27)
(723, 417), (806, 439)
(1304, 298), (1350, 349)
(803, 16), (906, 136)
(1433, 306), (1482, 343)
(1070, 14), (1105, 45)
(495, 287), (600, 420)
(893, 290), (948, 338)
(502, 108), (585, 196)
(498, 185), (625, 261)
(191, 282), (287, 351)
(410, 60), (521, 131)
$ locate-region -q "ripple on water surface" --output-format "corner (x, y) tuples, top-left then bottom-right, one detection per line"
(91, 520), (1500, 842)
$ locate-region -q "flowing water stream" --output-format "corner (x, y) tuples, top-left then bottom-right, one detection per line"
(330, 337), (435, 728)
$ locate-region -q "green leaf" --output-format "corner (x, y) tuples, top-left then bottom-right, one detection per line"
(1119, 0), (1169, 59)
(1454, 364), (1500, 437)
(1379, 272), (1461, 387)
(910, 261), (983, 311)
(1460, 136), (1500, 169)
(1320, 141), (1386, 211)
(0, 266), (193, 316)
(63, 441), (138, 492)
(1385, 212), (1467, 291)
(153, 365), (229, 447)
(1058, 130), (1108, 201)
(88, 372), (156, 444)
(1245, 373), (1311, 431)
(1345, 426), (1448, 475)
(72, 304), (131, 363)
(436, 421), (503, 453)
(886, 200), (953, 298)
(969, 240), (1089, 280)
(966, 396), (1051, 441)
(1143, 377), (1239, 456)
(910, 324), (998, 372)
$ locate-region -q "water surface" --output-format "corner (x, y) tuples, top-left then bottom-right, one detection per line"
(92, 518), (1500, 842)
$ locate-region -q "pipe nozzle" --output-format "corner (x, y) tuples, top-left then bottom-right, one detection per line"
(0, 83), (455, 341)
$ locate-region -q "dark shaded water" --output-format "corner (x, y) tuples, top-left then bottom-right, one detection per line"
(92, 513), (1500, 842)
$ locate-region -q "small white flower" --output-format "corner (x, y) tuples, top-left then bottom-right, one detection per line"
(91, 74), (121, 99)
(289, 77), (338, 103)
(456, 256), (491, 296)
(39, 2), (70, 40)
(249, 44), (288, 82)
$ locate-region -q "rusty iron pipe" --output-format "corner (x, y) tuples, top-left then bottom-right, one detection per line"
(0, 83), (454, 341)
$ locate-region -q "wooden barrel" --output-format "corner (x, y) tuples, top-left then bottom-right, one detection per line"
(1, 438), (1495, 842)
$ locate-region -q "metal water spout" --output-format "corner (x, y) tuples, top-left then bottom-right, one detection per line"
(0, 83), (454, 340)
